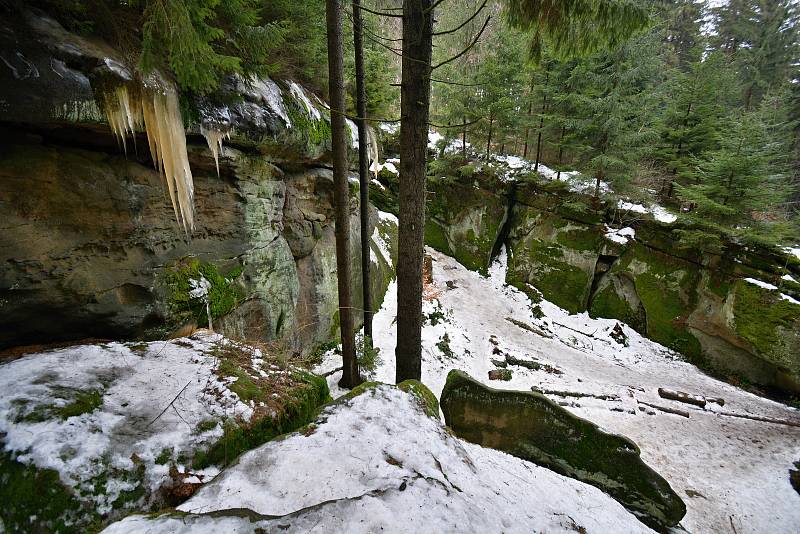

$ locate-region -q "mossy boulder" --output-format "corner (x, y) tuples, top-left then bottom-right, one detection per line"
(424, 176), (509, 275)
(728, 280), (800, 390)
(506, 205), (606, 313)
(336, 379), (439, 419)
(193, 368), (330, 469)
(440, 370), (686, 531)
(592, 243), (702, 358)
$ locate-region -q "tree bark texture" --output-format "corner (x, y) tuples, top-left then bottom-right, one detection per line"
(352, 0), (373, 345)
(326, 0), (360, 387)
(396, 0), (434, 383)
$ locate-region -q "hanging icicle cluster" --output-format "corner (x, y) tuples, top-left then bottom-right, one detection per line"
(100, 81), (195, 234)
(200, 126), (230, 177)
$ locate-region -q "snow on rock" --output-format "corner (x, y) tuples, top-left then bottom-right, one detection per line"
(288, 81), (322, 121)
(783, 246), (800, 260)
(379, 122), (398, 135)
(744, 277), (779, 291)
(604, 225), (636, 245)
(427, 129), (444, 149)
(345, 118), (359, 148)
(616, 200), (678, 224)
(0, 333), (260, 518)
(105, 386), (652, 534)
(781, 293), (800, 305)
(617, 200), (648, 214)
(318, 246), (800, 534)
(651, 204), (678, 223)
(370, 160), (398, 175)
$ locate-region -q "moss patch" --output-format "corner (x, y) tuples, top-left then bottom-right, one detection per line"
(732, 281), (800, 374)
(13, 388), (103, 424)
(162, 258), (244, 328)
(0, 450), (96, 534)
(507, 238), (592, 314)
(193, 341), (330, 468)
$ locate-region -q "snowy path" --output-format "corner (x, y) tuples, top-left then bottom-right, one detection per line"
(319, 247), (800, 534)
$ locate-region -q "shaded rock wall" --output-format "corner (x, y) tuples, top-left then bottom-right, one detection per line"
(0, 11), (395, 353)
(368, 164), (800, 395)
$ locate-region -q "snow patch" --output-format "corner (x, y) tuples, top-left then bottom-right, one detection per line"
(743, 277), (778, 291)
(288, 81), (321, 121)
(317, 248), (800, 533)
(605, 226), (636, 245)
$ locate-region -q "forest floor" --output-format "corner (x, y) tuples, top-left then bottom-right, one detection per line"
(318, 236), (800, 534)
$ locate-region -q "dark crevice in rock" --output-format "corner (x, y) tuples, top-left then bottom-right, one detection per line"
(587, 254), (619, 311)
(489, 183), (517, 264)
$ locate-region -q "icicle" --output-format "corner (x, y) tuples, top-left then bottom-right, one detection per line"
(99, 80), (196, 235)
(200, 126), (230, 177)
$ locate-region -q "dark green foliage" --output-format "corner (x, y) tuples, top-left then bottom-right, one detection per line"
(141, 0), (285, 93)
(436, 333), (455, 359)
(28, 0), (286, 94)
(503, 0), (650, 61)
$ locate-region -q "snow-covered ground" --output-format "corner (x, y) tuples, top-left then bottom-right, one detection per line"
(104, 386), (653, 534)
(0, 333), (272, 515)
(317, 245), (800, 534)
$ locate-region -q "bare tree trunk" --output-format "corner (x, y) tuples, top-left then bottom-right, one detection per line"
(462, 116), (467, 159)
(352, 0), (372, 347)
(533, 72), (548, 172)
(486, 113), (493, 160)
(523, 77), (534, 158)
(396, 0), (433, 383)
(326, 0), (360, 388)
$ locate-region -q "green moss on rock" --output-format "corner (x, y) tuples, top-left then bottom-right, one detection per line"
(732, 280), (800, 375)
(440, 370), (686, 531)
(0, 450), (98, 534)
(162, 258), (244, 328)
(193, 370), (329, 468)
(397, 379), (440, 418)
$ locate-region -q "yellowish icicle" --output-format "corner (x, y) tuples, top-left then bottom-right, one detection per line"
(200, 126), (230, 176)
(100, 80), (195, 234)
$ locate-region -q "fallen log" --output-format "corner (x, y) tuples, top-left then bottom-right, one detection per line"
(716, 410), (800, 428)
(658, 388), (708, 408)
(504, 317), (553, 338)
(639, 401), (690, 418)
(531, 387), (619, 401)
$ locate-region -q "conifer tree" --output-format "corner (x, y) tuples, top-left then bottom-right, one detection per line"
(655, 53), (737, 199)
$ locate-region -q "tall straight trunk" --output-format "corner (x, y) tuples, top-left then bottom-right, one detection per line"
(533, 72), (549, 172)
(522, 76), (534, 158)
(352, 0), (372, 346)
(396, 0), (433, 383)
(326, 0), (360, 388)
(486, 113), (493, 160)
(462, 116), (467, 159)
(556, 127), (564, 180)
(522, 99), (532, 158)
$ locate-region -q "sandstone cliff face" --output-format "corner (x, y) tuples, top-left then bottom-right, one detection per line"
(0, 10), (395, 353)
(370, 166), (800, 395)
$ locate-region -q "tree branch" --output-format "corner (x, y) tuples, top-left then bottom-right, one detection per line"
(432, 0), (486, 36)
(432, 16), (490, 70)
(424, 0), (447, 14)
(353, 3), (403, 17)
